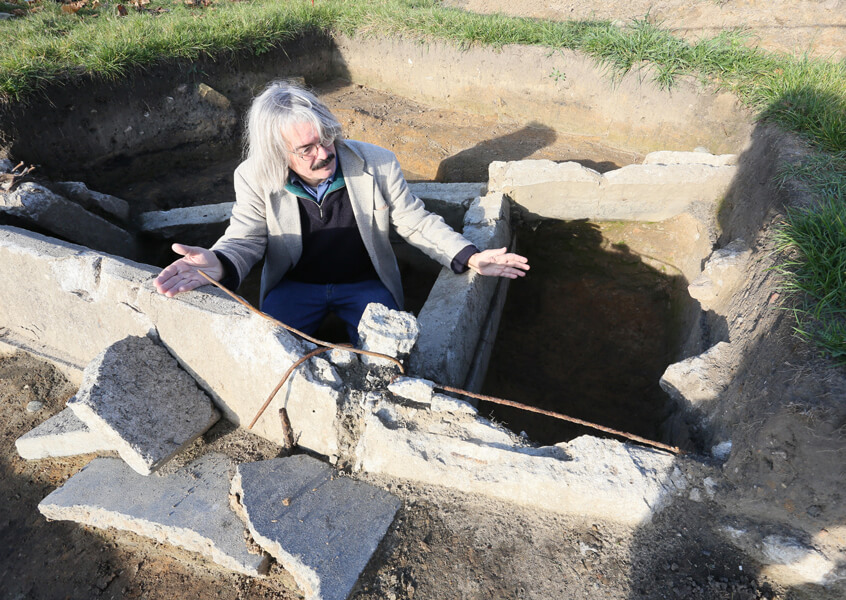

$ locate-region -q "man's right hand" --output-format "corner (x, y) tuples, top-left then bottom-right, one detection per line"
(154, 243), (224, 297)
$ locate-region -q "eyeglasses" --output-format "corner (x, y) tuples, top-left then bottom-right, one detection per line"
(288, 139), (333, 160)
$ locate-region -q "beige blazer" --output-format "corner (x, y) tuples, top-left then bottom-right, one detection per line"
(211, 139), (472, 308)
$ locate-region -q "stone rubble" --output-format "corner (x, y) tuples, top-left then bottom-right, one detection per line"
(687, 239), (752, 310)
(357, 302), (420, 367)
(67, 335), (220, 475)
(39, 454), (269, 576)
(231, 455), (400, 600)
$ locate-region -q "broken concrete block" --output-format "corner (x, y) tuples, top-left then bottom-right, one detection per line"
(660, 341), (732, 410)
(488, 160), (601, 220)
(388, 376), (436, 404)
(409, 182), (486, 231)
(719, 522), (836, 586)
(387, 377), (477, 414)
(39, 454), (268, 576)
(358, 303), (419, 367)
(16, 407), (113, 460)
(462, 192), (511, 252)
(688, 239), (752, 310)
(0, 158), (14, 172)
(0, 183), (137, 258)
(68, 335), (219, 475)
(430, 393), (477, 415)
(232, 455), (400, 600)
(642, 151), (738, 167)
(136, 202), (234, 240)
(354, 401), (678, 525)
(53, 181), (131, 223)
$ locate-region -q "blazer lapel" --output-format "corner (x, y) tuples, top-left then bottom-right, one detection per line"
(270, 187), (303, 267)
(338, 142), (377, 254)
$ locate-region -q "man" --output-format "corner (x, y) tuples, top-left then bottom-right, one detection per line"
(154, 81), (529, 344)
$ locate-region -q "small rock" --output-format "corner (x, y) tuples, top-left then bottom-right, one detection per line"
(711, 440), (732, 461)
(25, 400), (44, 413)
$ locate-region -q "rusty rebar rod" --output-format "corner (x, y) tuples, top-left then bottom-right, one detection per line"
(247, 347), (330, 430)
(437, 385), (683, 455)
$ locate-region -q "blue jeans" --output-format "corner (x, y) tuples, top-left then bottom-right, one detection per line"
(262, 278), (399, 346)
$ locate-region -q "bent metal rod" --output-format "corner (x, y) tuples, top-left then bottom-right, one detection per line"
(197, 271), (682, 454)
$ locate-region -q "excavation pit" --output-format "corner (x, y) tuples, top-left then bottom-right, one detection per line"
(481, 218), (689, 447)
(3, 30), (845, 597)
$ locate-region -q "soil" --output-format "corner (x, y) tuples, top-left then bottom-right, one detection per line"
(2, 3), (846, 600)
(0, 352), (780, 600)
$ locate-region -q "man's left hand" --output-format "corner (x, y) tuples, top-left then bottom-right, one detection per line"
(467, 247), (530, 278)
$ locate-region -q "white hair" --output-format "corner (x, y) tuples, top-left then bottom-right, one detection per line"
(243, 80), (343, 193)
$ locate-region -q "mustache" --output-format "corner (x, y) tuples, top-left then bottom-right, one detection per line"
(311, 153), (336, 170)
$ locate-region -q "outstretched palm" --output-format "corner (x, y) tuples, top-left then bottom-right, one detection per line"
(467, 247), (530, 279)
(154, 243), (224, 297)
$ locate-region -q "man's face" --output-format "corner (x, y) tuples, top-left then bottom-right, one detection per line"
(284, 121), (336, 187)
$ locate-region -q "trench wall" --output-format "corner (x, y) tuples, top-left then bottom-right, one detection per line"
(0, 33), (755, 183)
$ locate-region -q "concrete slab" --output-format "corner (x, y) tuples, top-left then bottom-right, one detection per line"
(68, 335), (220, 475)
(136, 202), (233, 242)
(411, 193), (510, 388)
(1, 182), (137, 257)
(232, 455), (400, 600)
(354, 399), (681, 525)
(39, 454), (268, 576)
(0, 227), (344, 455)
(53, 181), (131, 223)
(16, 407), (113, 460)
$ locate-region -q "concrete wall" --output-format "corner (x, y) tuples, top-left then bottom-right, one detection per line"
(0, 226), (343, 459)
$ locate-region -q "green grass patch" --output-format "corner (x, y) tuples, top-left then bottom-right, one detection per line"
(774, 152), (846, 362)
(3, 0), (846, 360)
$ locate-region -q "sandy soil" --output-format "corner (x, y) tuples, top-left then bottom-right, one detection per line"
(445, 0), (846, 61)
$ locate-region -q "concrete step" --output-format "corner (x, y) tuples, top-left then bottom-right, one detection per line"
(39, 453), (269, 576)
(67, 335), (219, 475)
(231, 455), (400, 600)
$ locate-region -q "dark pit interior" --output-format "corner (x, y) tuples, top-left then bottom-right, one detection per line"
(481, 219), (689, 447)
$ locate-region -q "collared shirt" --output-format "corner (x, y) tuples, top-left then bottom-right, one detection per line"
(288, 157), (339, 205)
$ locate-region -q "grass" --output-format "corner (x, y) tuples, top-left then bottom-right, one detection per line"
(2, 0), (845, 360)
(774, 152), (846, 360)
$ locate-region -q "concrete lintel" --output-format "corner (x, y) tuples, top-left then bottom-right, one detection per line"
(136, 202), (234, 238)
(489, 159), (736, 222)
(409, 182), (486, 231)
(1, 182), (137, 258)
